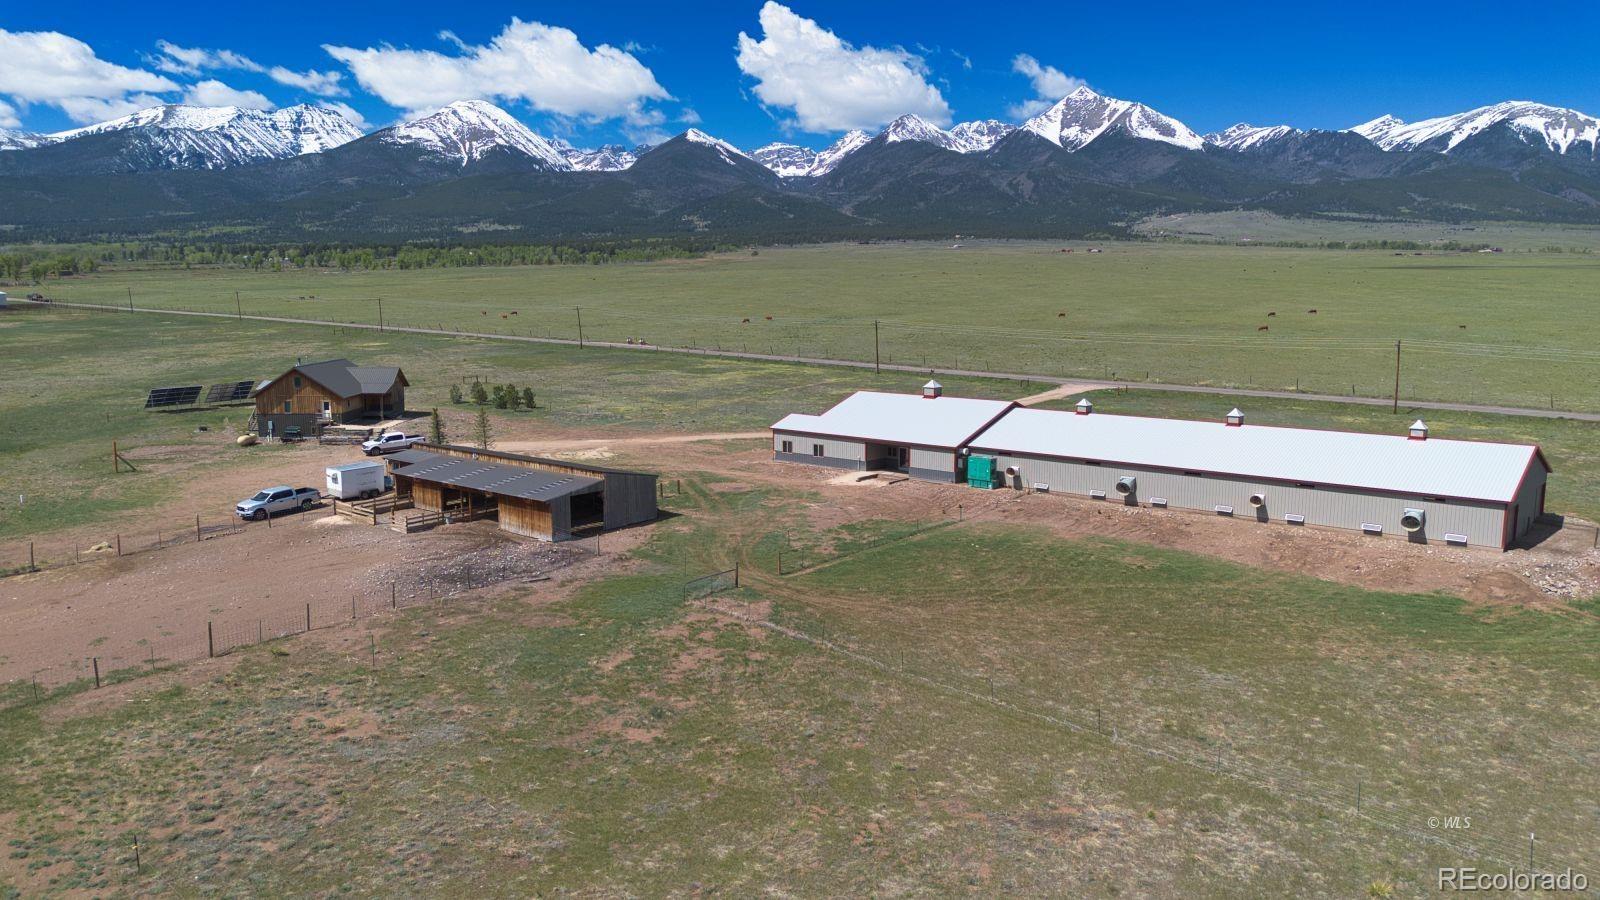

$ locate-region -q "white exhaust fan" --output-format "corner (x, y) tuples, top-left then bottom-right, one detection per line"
(1400, 508), (1426, 532)
(1248, 493), (1266, 508)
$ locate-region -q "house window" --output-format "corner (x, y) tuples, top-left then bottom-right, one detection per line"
(781, 440), (793, 453)
(293, 375), (302, 389)
(282, 401), (292, 413)
(812, 444), (825, 457)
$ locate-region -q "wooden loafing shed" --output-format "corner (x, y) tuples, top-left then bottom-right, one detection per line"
(386, 444), (657, 541)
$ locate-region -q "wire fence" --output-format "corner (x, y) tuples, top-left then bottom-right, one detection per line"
(20, 296), (1600, 414)
(0, 515), (247, 577)
(0, 527), (604, 709)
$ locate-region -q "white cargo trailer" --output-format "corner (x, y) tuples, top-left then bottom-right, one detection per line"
(325, 460), (391, 500)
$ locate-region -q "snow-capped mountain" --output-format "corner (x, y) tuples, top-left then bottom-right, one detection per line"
(949, 119), (1016, 153)
(1022, 86), (1205, 151)
(381, 100), (570, 170)
(750, 142), (817, 177)
(881, 114), (960, 152)
(1206, 124), (1297, 152)
(682, 128), (748, 167)
(47, 104), (362, 168)
(0, 129), (51, 151)
(1350, 102), (1600, 157)
(561, 144), (644, 172)
(812, 130), (872, 174)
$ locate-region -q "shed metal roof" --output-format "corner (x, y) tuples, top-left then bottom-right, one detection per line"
(969, 408), (1546, 503)
(389, 450), (601, 502)
(772, 391), (1016, 450)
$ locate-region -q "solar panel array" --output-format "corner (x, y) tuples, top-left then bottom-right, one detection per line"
(144, 385), (204, 409)
(205, 380), (257, 403)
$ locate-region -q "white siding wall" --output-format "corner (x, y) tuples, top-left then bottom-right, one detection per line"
(775, 432), (866, 465)
(979, 451), (1508, 548)
(909, 448), (956, 476)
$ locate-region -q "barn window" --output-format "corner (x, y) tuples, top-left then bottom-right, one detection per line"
(781, 440), (793, 453)
(812, 444), (824, 457)
(282, 401), (291, 413)
(293, 375), (302, 389)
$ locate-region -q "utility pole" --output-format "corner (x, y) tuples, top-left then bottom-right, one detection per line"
(127, 287), (134, 312)
(377, 297), (384, 333)
(235, 290), (242, 321)
(1392, 339), (1402, 413)
(575, 306), (585, 349)
(874, 320), (881, 374)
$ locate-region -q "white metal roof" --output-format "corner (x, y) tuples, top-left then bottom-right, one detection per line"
(969, 408), (1545, 502)
(773, 391), (1015, 450)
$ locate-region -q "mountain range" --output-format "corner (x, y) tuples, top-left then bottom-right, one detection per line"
(2, 87), (1599, 241)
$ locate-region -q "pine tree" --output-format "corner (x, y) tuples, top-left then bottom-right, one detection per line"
(521, 387), (536, 409)
(473, 409), (492, 449)
(429, 408), (446, 444)
(506, 384), (522, 410)
(470, 382), (488, 405)
(448, 384), (463, 404)
(493, 386), (511, 410)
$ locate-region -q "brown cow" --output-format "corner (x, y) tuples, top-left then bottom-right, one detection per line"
(1267, 311), (1277, 317)
(1257, 325), (1270, 332)
(1307, 309), (1318, 314)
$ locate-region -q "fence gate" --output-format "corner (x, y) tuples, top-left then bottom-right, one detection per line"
(683, 566), (739, 601)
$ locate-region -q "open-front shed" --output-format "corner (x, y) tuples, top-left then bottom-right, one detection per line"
(386, 444), (657, 541)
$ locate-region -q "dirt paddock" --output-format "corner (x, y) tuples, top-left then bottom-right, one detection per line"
(5, 424), (1597, 687)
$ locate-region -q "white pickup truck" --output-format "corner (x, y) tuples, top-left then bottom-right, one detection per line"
(361, 432), (425, 456)
(236, 486), (320, 520)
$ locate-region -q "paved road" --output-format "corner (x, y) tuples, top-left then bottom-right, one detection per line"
(31, 299), (1600, 423)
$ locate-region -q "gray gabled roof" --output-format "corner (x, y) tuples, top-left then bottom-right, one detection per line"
(388, 450), (601, 502)
(772, 391), (1016, 450)
(282, 358), (405, 399)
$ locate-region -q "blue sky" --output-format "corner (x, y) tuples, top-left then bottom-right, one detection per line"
(2, 1), (1597, 149)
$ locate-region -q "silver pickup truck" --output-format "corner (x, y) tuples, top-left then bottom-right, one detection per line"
(235, 485), (321, 520)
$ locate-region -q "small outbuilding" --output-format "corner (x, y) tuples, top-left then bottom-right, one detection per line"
(770, 383), (1017, 481)
(385, 444), (657, 541)
(967, 405), (1550, 549)
(253, 358), (408, 436)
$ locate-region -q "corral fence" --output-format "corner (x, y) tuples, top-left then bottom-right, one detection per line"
(0, 534), (603, 711)
(684, 565), (740, 602)
(0, 515), (246, 578)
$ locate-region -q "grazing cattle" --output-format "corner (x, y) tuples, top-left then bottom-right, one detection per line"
(765, 315), (773, 320)
(510, 310), (519, 316)
(1257, 325), (1269, 332)
(1307, 309), (1318, 314)
(1267, 311), (1277, 317)
(1057, 312), (1066, 318)
(481, 310), (487, 315)
(1459, 324), (1467, 329)
(742, 318), (751, 324)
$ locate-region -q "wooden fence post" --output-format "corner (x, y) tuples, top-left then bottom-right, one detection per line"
(116, 534), (122, 556)
(196, 514), (201, 542)
(28, 541), (34, 571)
(92, 657), (100, 689)
(305, 603), (311, 632)
(207, 621), (214, 658)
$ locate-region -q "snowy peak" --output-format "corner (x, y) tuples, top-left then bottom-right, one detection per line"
(949, 119), (1016, 153)
(1350, 101), (1600, 156)
(881, 114), (959, 151)
(1206, 123), (1297, 152)
(42, 103), (363, 169)
(1022, 86), (1204, 152)
(750, 142), (817, 178)
(383, 100), (570, 170)
(812, 130), (871, 174)
(681, 129), (749, 166)
(0, 129), (50, 151)
(561, 144), (640, 172)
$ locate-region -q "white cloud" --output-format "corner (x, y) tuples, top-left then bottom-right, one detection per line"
(324, 18), (670, 125)
(318, 101), (369, 131)
(267, 66), (345, 96)
(183, 79), (273, 110)
(1008, 54), (1087, 118)
(0, 29), (177, 123)
(56, 94), (169, 124)
(735, 2), (949, 133)
(0, 98), (19, 129)
(152, 40), (264, 76)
